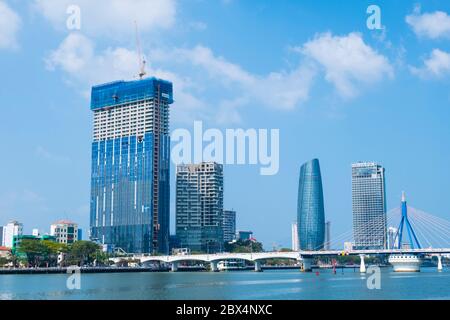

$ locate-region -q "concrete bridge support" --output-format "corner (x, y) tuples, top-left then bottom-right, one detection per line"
(254, 260), (262, 272)
(301, 257), (313, 272)
(210, 261), (219, 272)
(437, 255), (443, 272)
(171, 262), (178, 272)
(360, 255), (366, 273)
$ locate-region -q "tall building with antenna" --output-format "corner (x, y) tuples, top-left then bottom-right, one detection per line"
(89, 76), (173, 254)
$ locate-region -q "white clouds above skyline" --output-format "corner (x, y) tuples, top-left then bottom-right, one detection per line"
(45, 33), (209, 123)
(410, 49), (450, 78)
(299, 32), (394, 98)
(34, 0), (176, 38)
(150, 45), (316, 112)
(0, 1), (21, 50)
(406, 7), (450, 40)
(46, 31), (395, 124)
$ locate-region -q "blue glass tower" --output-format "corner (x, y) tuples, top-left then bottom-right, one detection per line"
(297, 159), (325, 251)
(89, 77), (173, 254)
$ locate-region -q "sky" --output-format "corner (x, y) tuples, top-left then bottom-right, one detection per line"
(0, 0), (450, 249)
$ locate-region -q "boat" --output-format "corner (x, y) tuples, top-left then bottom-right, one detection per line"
(388, 254), (423, 272)
(217, 260), (247, 271)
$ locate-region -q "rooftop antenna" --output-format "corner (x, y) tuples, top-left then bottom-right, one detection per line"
(134, 20), (147, 80)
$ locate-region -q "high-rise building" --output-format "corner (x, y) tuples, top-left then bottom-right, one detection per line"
(297, 159), (325, 250)
(291, 222), (299, 251)
(387, 226), (399, 249)
(223, 210), (236, 242)
(352, 162), (387, 250)
(324, 221), (331, 250)
(89, 77), (173, 254)
(0, 226), (4, 246)
(176, 162), (224, 253)
(50, 220), (79, 244)
(2, 221), (23, 248)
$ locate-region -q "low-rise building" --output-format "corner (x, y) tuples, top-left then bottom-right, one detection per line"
(50, 220), (79, 244)
(12, 235), (44, 256)
(0, 246), (11, 258)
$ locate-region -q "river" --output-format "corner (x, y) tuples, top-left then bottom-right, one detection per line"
(0, 267), (448, 300)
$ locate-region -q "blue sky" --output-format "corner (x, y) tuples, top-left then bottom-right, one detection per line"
(1, 0), (450, 248)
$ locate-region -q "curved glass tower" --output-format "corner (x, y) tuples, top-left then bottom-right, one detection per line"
(297, 159), (325, 251)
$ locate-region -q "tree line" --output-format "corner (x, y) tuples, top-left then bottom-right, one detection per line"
(0, 240), (108, 268)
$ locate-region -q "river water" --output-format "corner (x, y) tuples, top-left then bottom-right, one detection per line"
(0, 267), (448, 300)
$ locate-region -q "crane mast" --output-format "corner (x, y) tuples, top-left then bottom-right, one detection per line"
(135, 21), (146, 79)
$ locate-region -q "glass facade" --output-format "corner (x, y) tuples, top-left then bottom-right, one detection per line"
(297, 159), (325, 251)
(223, 210), (236, 242)
(176, 163), (224, 253)
(352, 162), (387, 250)
(90, 77), (173, 254)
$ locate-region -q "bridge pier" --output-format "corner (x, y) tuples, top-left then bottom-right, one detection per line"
(210, 261), (219, 272)
(437, 255), (443, 272)
(359, 255), (366, 273)
(254, 260), (262, 272)
(300, 257), (313, 272)
(171, 262), (178, 272)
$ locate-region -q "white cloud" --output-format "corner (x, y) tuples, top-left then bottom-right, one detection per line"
(46, 33), (208, 124)
(406, 8), (450, 39)
(410, 49), (450, 78)
(0, 1), (21, 49)
(298, 32), (393, 97)
(150, 45), (316, 111)
(34, 0), (176, 37)
(47, 32), (393, 124)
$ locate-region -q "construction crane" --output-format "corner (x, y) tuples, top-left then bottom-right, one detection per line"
(135, 20), (147, 80)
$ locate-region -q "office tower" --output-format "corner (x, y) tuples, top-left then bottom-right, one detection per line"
(291, 222), (299, 251)
(2, 221), (23, 248)
(90, 77), (173, 254)
(0, 226), (3, 246)
(324, 221), (331, 250)
(223, 210), (236, 242)
(51, 220), (79, 244)
(78, 229), (83, 241)
(387, 227), (399, 249)
(297, 159), (325, 250)
(176, 162), (224, 253)
(352, 162), (387, 250)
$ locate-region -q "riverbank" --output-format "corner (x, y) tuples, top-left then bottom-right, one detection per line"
(0, 265), (297, 274)
(0, 264), (398, 275)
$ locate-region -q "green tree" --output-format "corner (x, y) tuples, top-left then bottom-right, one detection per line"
(224, 240), (264, 253)
(0, 257), (9, 267)
(68, 241), (101, 266)
(42, 241), (68, 267)
(18, 239), (50, 267)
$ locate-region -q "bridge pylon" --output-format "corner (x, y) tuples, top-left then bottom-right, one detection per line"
(394, 192), (421, 250)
